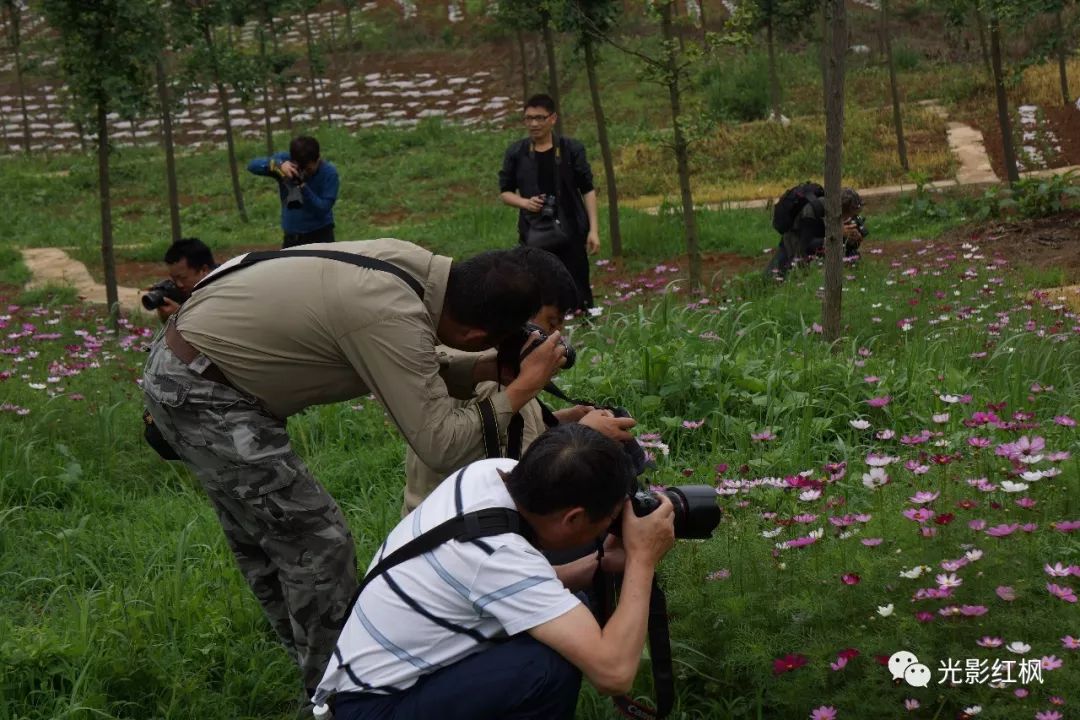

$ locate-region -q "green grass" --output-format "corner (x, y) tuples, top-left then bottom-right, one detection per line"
(3, 214), (1079, 720)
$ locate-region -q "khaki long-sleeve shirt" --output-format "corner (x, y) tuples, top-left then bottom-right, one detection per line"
(175, 238), (513, 475)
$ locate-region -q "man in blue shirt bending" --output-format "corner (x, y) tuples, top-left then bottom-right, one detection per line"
(248, 135), (340, 248)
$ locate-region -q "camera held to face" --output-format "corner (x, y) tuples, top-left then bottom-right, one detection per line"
(142, 279), (185, 311)
(283, 176), (304, 209)
(630, 485), (721, 540)
(497, 321), (577, 377)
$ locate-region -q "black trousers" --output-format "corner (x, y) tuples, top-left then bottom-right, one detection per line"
(283, 224), (335, 249)
(519, 234), (594, 311)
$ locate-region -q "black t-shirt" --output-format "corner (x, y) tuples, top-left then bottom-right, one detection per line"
(536, 148), (557, 198)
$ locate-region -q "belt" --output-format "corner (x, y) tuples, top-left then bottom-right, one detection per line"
(164, 322), (235, 389)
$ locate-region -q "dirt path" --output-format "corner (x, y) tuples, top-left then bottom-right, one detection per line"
(20, 247), (146, 313)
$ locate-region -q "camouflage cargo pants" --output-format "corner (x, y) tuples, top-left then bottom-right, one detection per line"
(142, 336), (357, 691)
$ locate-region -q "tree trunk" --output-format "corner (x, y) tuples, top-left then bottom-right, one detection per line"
(204, 24), (249, 221)
(155, 57), (182, 244)
(268, 16), (294, 131)
(881, 0), (908, 170)
(989, 13), (1019, 185)
(516, 29), (529, 101)
(821, 0), (846, 343)
(343, 1), (354, 45)
(766, 13), (781, 120)
(660, 1), (701, 289)
(301, 7), (324, 125)
(96, 103), (119, 323)
(258, 26), (274, 155)
(1055, 9), (1070, 106)
(584, 38), (622, 258)
(13, 42), (31, 155)
(541, 14), (564, 137)
(972, 4), (991, 80)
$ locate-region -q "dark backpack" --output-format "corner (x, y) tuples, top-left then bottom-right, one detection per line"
(772, 182), (825, 233)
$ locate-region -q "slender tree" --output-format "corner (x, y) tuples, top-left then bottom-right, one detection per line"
(983, 0), (1020, 184)
(174, 0), (254, 221)
(568, 0), (623, 256)
(540, 8), (564, 136)
(296, 0), (325, 126)
(880, 0), (908, 170)
(42, 0), (157, 320)
(820, 0), (846, 342)
(155, 56), (183, 243)
(1, 0), (32, 154)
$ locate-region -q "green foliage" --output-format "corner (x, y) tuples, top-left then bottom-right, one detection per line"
(0, 246), (30, 286)
(700, 52), (772, 122)
(891, 42), (921, 72)
(1013, 171), (1080, 217)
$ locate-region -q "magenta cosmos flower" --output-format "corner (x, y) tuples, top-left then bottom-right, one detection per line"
(986, 523), (1020, 537)
(867, 395), (892, 408)
(1046, 583), (1077, 603)
(996, 586), (1017, 601)
(810, 707), (837, 720)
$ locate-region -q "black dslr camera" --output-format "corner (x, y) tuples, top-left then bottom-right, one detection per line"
(496, 322), (576, 376)
(540, 194), (557, 219)
(629, 485), (721, 540)
(853, 215), (869, 239)
(283, 176), (304, 209)
(142, 279), (185, 311)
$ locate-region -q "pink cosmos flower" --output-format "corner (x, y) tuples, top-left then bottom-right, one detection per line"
(867, 395), (892, 408)
(810, 706), (837, 720)
(861, 538), (883, 546)
(1040, 655), (1062, 671)
(841, 573), (861, 585)
(969, 519), (987, 531)
(996, 586), (1017, 601)
(706, 569), (731, 581)
(1053, 520), (1080, 533)
(968, 437), (991, 448)
(904, 698), (919, 711)
(904, 508), (934, 523)
(1016, 498), (1037, 509)
(682, 419), (705, 429)
(915, 611), (935, 623)
(1053, 415), (1076, 427)
(936, 573), (963, 589)
(864, 375), (880, 384)
(751, 430), (776, 442)
(986, 523), (1020, 537)
(1016, 688), (1029, 698)
(976, 636), (1003, 648)
(1021, 523), (1039, 533)
(1046, 583), (1078, 603)
(909, 491), (940, 504)
(960, 605), (988, 616)
(876, 429), (895, 440)
(1044, 563), (1078, 578)
(866, 453), (899, 467)
(1061, 636), (1080, 649)
(1035, 710), (1061, 720)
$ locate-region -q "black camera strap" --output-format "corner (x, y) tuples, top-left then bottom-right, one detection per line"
(193, 248), (425, 300)
(593, 566), (675, 720)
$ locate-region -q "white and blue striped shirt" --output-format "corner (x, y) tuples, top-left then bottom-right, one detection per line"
(314, 458), (580, 700)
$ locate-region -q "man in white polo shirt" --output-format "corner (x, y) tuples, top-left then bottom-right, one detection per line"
(314, 423), (676, 719)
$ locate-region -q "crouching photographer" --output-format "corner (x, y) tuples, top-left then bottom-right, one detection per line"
(142, 238), (216, 322)
(314, 424), (678, 720)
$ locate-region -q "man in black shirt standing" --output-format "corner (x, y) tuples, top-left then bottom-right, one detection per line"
(499, 94), (599, 311)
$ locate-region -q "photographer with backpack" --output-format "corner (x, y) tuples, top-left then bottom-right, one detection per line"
(765, 184), (866, 279)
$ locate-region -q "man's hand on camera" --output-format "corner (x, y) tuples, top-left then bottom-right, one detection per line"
(552, 404), (593, 424)
(521, 195), (544, 213)
(579, 409), (636, 442)
(598, 534), (626, 575)
(620, 495), (675, 567)
(278, 160), (301, 179)
(506, 330), (565, 412)
(842, 220), (863, 243)
(156, 297), (181, 322)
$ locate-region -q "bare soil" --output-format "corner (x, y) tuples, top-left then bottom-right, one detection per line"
(976, 106), (1080, 178)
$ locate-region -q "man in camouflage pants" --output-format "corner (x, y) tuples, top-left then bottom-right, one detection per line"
(142, 239), (569, 694)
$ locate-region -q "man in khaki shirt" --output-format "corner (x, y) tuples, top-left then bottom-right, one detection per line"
(403, 249), (634, 513)
(141, 239), (566, 695)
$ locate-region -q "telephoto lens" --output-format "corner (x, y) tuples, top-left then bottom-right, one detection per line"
(631, 486), (721, 540)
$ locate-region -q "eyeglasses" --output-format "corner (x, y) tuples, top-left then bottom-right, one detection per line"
(523, 114), (552, 125)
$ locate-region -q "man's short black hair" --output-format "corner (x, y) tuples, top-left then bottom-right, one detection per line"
(289, 135), (321, 167)
(444, 248), (541, 342)
(524, 94), (557, 114)
(163, 237), (216, 269)
(517, 247), (579, 315)
(505, 424), (634, 521)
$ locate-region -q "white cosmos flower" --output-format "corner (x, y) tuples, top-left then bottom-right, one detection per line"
(1020, 471), (1044, 482)
(849, 419), (871, 430)
(965, 549), (983, 562)
(808, 528), (824, 540)
(1000, 481), (1030, 493)
(1006, 641), (1031, 654)
(962, 707), (981, 716)
(939, 394), (961, 403)
(762, 527), (783, 539)
(877, 603), (894, 617)
(799, 489), (822, 502)
(900, 566), (927, 579)
(862, 467), (890, 489)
